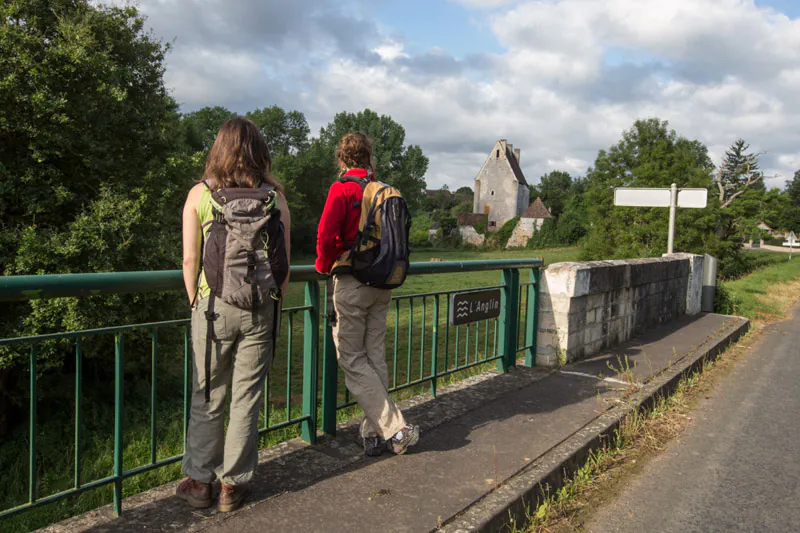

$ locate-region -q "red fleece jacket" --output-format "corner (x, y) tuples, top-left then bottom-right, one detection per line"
(315, 168), (373, 274)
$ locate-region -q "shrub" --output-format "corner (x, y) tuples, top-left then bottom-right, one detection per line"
(488, 217), (519, 248)
(714, 284), (740, 315)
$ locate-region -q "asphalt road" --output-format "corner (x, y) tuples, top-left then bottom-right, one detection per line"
(586, 307), (800, 533)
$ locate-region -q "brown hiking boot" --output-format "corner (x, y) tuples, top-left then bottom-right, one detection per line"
(217, 483), (251, 513)
(176, 477), (212, 509)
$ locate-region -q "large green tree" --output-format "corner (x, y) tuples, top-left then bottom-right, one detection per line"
(529, 170), (573, 218)
(0, 0), (195, 375)
(317, 109), (429, 207)
(181, 106), (237, 152)
(246, 106), (310, 156)
(581, 118), (719, 260)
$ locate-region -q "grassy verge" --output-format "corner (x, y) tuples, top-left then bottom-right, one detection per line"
(1, 247), (579, 532)
(717, 255), (800, 319)
(506, 260), (800, 533)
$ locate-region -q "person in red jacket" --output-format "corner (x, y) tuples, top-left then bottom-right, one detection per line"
(316, 132), (419, 456)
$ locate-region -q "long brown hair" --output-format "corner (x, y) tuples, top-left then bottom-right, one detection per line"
(336, 132), (375, 177)
(202, 117), (283, 192)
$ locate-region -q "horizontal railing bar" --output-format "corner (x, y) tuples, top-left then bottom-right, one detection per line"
(0, 319), (191, 346)
(336, 399), (357, 410)
(407, 259), (543, 276)
(0, 475), (117, 520)
(336, 354), (506, 408)
(391, 285), (505, 301)
(122, 456), (183, 479)
(258, 416), (310, 434)
(281, 305), (313, 313)
(0, 302), (312, 346)
(0, 260), (543, 302)
(516, 343), (535, 353)
(0, 451), (184, 520)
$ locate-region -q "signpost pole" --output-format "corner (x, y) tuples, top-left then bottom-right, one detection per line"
(667, 183), (677, 254)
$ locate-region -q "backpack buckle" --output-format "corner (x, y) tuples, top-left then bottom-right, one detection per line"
(204, 311), (219, 321)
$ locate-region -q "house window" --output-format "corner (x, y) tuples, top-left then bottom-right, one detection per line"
(496, 150), (499, 158)
(491, 191), (494, 195)
(489, 221), (496, 228)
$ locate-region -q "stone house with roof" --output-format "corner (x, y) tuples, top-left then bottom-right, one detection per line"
(506, 197), (553, 248)
(473, 140), (530, 230)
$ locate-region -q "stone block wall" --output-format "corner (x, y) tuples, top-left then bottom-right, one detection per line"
(459, 226), (485, 246)
(536, 255), (704, 366)
(506, 218), (534, 248)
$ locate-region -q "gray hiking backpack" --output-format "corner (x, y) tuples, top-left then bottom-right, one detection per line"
(198, 182), (289, 402)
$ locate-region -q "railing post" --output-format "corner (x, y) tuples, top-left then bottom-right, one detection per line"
(321, 281), (338, 436)
(301, 281), (320, 444)
(113, 333), (124, 517)
(524, 268), (541, 367)
(431, 295), (440, 397)
(498, 268), (520, 372)
(29, 346), (37, 505)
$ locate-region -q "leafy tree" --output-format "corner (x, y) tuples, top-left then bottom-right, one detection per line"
(246, 106), (310, 156)
(581, 119), (719, 261)
(529, 170), (573, 218)
(782, 170), (800, 232)
(714, 139), (766, 209)
(181, 106), (237, 152)
(318, 109), (428, 207)
(0, 0), (197, 426)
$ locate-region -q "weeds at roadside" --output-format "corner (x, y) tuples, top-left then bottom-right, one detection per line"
(504, 346), (742, 533)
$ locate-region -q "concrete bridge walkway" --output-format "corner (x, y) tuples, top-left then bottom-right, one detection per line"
(45, 313), (747, 533)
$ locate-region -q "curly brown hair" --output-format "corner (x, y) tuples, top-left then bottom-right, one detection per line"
(335, 132), (375, 176)
(202, 117), (283, 192)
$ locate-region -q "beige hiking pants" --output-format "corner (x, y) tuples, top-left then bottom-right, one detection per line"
(332, 274), (407, 441)
(182, 295), (276, 486)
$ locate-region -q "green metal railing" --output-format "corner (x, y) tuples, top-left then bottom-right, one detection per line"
(0, 259), (541, 522)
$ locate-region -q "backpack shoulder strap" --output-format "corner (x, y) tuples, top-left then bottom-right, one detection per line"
(339, 176), (369, 190)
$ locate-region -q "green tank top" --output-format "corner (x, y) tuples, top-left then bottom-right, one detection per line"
(196, 186), (217, 298)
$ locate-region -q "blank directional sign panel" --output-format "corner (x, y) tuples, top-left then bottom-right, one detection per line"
(614, 188), (670, 207)
(677, 188), (708, 208)
(614, 187), (708, 208)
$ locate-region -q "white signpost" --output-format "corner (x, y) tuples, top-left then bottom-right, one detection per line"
(613, 183), (708, 254)
(783, 231), (797, 260)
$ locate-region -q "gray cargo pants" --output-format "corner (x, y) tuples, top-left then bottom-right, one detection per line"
(182, 294), (276, 486)
(332, 274), (407, 441)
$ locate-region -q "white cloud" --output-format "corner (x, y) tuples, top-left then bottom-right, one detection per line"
(373, 41), (410, 61)
(130, 0), (800, 189)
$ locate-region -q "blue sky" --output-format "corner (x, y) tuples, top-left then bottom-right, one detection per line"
(373, 1), (505, 58)
(134, 0), (800, 189)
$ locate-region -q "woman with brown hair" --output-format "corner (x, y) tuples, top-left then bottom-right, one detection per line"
(316, 132), (419, 457)
(177, 117), (291, 512)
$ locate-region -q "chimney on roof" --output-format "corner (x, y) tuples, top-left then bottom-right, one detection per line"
(514, 148), (521, 164)
(507, 143), (513, 157)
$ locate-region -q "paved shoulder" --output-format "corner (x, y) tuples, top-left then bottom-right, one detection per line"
(586, 309), (800, 533)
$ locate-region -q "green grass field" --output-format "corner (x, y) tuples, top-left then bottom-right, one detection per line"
(718, 254), (800, 318)
(1, 247), (580, 532)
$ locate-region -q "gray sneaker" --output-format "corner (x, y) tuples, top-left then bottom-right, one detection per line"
(389, 425), (420, 455)
(361, 419), (385, 457)
(363, 436), (384, 457)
